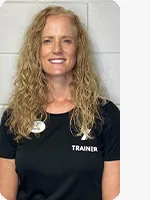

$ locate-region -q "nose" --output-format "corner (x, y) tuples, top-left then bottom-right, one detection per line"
(52, 41), (63, 54)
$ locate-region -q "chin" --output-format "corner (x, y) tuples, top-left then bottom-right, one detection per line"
(46, 71), (71, 76)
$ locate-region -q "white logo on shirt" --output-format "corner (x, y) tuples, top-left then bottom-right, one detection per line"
(81, 128), (91, 140)
(81, 134), (88, 141)
(72, 145), (98, 152)
(0, 193), (7, 200)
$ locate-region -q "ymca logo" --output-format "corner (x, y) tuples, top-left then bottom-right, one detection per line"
(81, 134), (88, 141)
(81, 128), (91, 140)
(0, 193), (7, 200)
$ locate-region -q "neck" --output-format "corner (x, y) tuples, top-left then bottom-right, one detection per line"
(47, 73), (73, 102)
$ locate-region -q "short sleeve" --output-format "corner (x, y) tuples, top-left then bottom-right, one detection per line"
(0, 110), (17, 159)
(100, 101), (120, 161)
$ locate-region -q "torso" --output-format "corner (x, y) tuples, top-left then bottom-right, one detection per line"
(16, 110), (104, 200)
(0, 100), (119, 200)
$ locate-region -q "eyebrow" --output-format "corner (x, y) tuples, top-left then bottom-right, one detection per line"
(42, 36), (74, 39)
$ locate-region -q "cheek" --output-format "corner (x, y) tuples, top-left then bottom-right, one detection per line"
(72, 51), (77, 64)
(69, 52), (77, 68)
(70, 47), (77, 61)
(40, 46), (49, 58)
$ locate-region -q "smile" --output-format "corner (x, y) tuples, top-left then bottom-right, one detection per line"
(48, 59), (66, 64)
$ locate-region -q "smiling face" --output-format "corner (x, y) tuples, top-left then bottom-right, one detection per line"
(40, 15), (77, 77)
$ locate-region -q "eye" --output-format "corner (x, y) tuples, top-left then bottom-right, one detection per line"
(63, 39), (72, 44)
(43, 39), (52, 44)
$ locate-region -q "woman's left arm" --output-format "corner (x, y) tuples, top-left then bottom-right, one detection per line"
(102, 160), (120, 200)
(101, 101), (120, 199)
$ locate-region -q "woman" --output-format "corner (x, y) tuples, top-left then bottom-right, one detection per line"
(0, 6), (120, 200)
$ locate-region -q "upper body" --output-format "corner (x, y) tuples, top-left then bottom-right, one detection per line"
(0, 6), (120, 200)
(0, 100), (120, 200)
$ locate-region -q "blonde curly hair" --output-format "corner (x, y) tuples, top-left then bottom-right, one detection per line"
(6, 6), (106, 142)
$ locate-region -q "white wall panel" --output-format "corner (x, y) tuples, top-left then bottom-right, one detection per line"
(0, 3), (87, 53)
(94, 53), (120, 104)
(38, 0), (105, 2)
(0, 55), (17, 104)
(116, 105), (120, 109)
(7, 0), (36, 1)
(88, 2), (120, 53)
(44, 2), (87, 26)
(0, 105), (7, 120)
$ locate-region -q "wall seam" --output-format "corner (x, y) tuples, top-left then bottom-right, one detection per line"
(5, 1), (87, 4)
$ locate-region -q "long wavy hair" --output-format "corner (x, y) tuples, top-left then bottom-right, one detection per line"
(6, 6), (106, 142)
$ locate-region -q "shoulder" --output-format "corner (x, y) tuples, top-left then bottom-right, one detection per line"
(0, 109), (12, 126)
(102, 100), (119, 119)
(0, 108), (16, 142)
(98, 99), (120, 123)
(0, 109), (17, 159)
(95, 99), (120, 137)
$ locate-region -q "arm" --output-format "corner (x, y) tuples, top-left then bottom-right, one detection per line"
(102, 160), (120, 200)
(0, 158), (18, 200)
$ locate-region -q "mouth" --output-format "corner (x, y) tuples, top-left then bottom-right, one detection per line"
(48, 58), (66, 64)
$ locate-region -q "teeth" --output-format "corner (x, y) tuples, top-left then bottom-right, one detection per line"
(49, 59), (66, 63)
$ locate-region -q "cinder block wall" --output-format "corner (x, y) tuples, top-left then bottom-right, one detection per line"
(0, 0), (120, 117)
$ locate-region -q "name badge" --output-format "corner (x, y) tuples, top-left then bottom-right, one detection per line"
(31, 121), (46, 133)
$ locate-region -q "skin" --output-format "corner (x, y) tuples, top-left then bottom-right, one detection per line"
(102, 161), (120, 200)
(40, 15), (77, 81)
(40, 15), (77, 113)
(0, 158), (18, 200)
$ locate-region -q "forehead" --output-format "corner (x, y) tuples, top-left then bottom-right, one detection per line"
(41, 15), (75, 37)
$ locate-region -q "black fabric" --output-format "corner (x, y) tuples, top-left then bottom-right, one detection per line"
(0, 101), (120, 200)
(0, 109), (17, 158)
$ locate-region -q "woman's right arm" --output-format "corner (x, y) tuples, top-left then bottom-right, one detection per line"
(0, 158), (18, 200)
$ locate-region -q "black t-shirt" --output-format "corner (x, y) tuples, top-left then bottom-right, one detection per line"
(0, 101), (120, 200)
